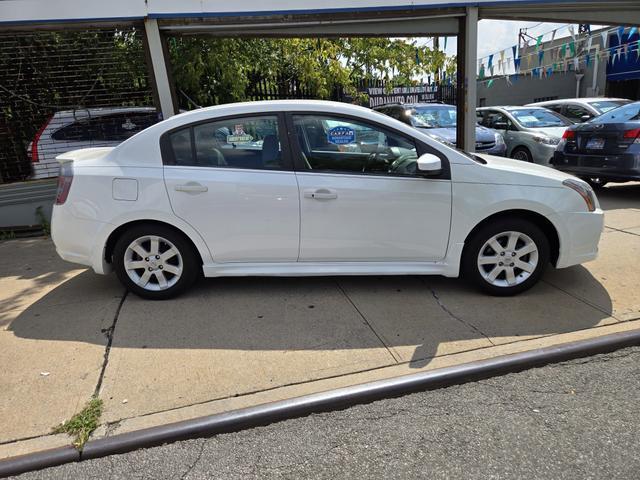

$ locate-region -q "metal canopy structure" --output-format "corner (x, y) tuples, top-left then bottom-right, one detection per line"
(2, 0), (640, 151)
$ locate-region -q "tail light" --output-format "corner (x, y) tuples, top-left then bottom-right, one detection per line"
(562, 129), (576, 140)
(55, 162), (74, 205)
(31, 115), (53, 163)
(623, 128), (640, 143)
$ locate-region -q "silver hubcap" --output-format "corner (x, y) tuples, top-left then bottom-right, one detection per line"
(477, 231), (539, 288)
(124, 235), (183, 291)
(513, 151), (530, 161)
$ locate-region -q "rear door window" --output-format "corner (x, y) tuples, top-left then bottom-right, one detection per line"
(164, 115), (287, 170)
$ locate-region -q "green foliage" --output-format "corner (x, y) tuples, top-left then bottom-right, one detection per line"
(35, 206), (50, 236)
(52, 397), (103, 450)
(168, 37), (451, 108)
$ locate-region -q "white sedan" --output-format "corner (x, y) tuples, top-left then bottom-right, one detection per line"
(51, 100), (603, 299)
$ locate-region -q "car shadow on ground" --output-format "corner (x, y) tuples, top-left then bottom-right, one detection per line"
(596, 182), (640, 211)
(7, 264), (613, 371)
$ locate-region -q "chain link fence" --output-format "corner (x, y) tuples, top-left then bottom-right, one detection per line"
(0, 27), (157, 184)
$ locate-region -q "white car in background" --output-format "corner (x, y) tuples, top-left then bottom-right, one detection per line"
(527, 97), (632, 123)
(477, 106), (572, 165)
(28, 107), (159, 179)
(52, 100), (603, 299)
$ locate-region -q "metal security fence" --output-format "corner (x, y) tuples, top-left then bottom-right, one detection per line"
(0, 28), (157, 183)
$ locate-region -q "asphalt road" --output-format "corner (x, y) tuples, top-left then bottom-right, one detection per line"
(14, 346), (640, 480)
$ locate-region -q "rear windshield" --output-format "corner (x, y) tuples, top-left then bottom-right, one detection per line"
(411, 106), (457, 128)
(509, 109), (570, 128)
(588, 100), (632, 114)
(590, 102), (640, 124)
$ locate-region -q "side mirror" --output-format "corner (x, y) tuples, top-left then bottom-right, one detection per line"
(580, 114), (592, 122)
(493, 122), (508, 130)
(416, 153), (442, 176)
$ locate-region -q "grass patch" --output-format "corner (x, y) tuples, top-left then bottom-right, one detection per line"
(52, 397), (103, 450)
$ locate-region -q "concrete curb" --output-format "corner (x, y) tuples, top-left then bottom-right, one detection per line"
(2, 327), (640, 478)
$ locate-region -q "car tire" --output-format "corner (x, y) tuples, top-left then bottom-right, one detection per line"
(511, 147), (533, 163)
(462, 218), (550, 296)
(582, 177), (608, 189)
(113, 224), (200, 300)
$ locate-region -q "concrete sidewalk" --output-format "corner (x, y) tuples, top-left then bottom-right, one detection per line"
(1, 183), (639, 459)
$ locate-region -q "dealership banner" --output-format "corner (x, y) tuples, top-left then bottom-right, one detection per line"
(367, 85), (441, 107)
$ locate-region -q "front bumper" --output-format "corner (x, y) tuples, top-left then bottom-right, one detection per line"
(478, 143), (507, 157)
(552, 151), (640, 182)
(550, 208), (604, 269)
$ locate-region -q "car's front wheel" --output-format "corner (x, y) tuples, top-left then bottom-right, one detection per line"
(113, 224), (200, 300)
(511, 147), (533, 163)
(462, 218), (550, 296)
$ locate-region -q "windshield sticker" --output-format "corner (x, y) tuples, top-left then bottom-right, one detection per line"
(327, 126), (356, 145)
(227, 124), (254, 144)
(515, 115), (540, 124)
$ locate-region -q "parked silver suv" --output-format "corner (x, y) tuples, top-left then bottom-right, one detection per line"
(476, 106), (572, 165)
(527, 97), (632, 123)
(28, 107), (159, 179)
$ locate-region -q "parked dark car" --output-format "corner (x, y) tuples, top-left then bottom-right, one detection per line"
(551, 101), (640, 188)
(374, 103), (507, 156)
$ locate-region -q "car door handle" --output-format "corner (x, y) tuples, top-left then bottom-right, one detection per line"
(175, 183), (208, 193)
(304, 188), (338, 200)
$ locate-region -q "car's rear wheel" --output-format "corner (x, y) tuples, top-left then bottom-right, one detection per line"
(511, 147), (533, 163)
(462, 218), (550, 296)
(113, 224), (199, 300)
(582, 177), (608, 189)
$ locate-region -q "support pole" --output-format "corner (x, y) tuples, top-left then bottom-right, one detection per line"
(144, 19), (176, 119)
(456, 7), (478, 152)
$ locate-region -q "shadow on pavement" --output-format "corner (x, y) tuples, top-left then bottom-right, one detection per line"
(8, 265), (613, 369)
(596, 182), (640, 211)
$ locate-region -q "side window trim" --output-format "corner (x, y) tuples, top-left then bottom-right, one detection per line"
(160, 112), (294, 171)
(283, 111), (450, 180)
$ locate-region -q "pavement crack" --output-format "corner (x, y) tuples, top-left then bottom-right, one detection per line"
(427, 284), (496, 346)
(335, 280), (401, 363)
(180, 439), (206, 480)
(94, 291), (128, 397)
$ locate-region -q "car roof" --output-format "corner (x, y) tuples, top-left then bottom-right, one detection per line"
(478, 106), (547, 111)
(527, 97), (630, 106)
(51, 107), (156, 119)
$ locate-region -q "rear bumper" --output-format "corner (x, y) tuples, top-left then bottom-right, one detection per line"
(51, 205), (113, 274)
(549, 208), (604, 269)
(552, 151), (640, 181)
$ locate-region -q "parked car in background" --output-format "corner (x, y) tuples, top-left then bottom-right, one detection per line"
(476, 106), (572, 165)
(28, 107), (160, 179)
(527, 97), (632, 123)
(375, 103), (507, 156)
(552, 101), (640, 188)
(52, 100), (603, 300)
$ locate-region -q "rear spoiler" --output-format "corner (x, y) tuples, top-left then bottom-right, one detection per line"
(56, 147), (114, 165)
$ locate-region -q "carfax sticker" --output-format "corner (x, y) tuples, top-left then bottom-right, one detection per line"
(327, 126), (356, 145)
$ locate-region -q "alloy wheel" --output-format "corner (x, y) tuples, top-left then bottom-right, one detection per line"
(476, 231), (539, 288)
(123, 235), (183, 291)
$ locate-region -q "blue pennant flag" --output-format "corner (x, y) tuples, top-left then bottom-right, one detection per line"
(514, 57), (521, 71)
(585, 53), (591, 67)
(629, 27), (638, 39)
(538, 50), (544, 65)
(618, 26), (626, 44)
(488, 54), (494, 68)
(546, 66), (553, 77)
(512, 45), (518, 60)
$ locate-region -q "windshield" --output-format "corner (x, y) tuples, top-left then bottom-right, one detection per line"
(588, 100), (633, 114)
(411, 106), (457, 128)
(510, 109), (571, 128)
(590, 102), (640, 123)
